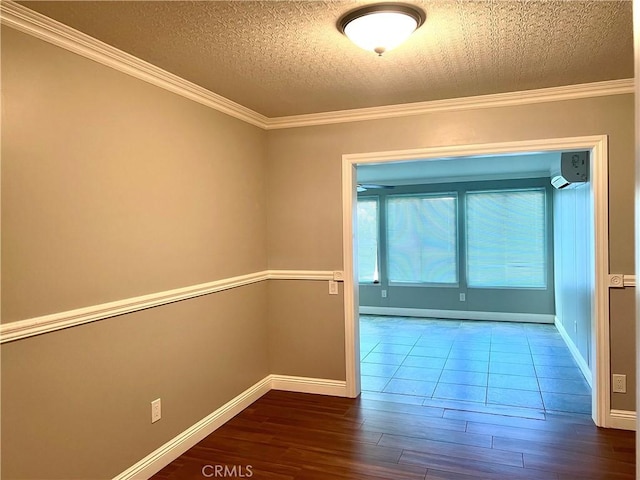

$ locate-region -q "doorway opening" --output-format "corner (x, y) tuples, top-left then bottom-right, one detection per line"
(341, 136), (611, 427)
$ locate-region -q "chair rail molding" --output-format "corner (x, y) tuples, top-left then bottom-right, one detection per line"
(0, 270), (340, 343)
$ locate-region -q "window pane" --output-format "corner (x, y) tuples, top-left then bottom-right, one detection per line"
(387, 194), (457, 284)
(357, 198), (379, 283)
(467, 189), (546, 288)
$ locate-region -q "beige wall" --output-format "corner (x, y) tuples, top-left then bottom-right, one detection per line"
(1, 28), (269, 479)
(268, 280), (346, 380)
(610, 287), (637, 411)
(266, 94), (636, 410)
(2, 28), (267, 323)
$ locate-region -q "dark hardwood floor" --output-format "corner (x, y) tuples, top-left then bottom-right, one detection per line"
(151, 390), (635, 480)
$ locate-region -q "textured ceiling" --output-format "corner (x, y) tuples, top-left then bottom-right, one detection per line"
(18, 0), (634, 117)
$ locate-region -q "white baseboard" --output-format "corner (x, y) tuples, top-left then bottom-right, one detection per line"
(608, 409), (637, 431)
(554, 316), (593, 388)
(359, 306), (555, 324)
(113, 374), (347, 479)
(269, 374), (348, 396)
(113, 376), (272, 480)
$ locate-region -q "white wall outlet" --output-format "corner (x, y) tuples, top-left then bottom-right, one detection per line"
(151, 398), (162, 423)
(459, 293), (466, 301)
(381, 289), (387, 298)
(612, 374), (626, 393)
(328, 280), (338, 295)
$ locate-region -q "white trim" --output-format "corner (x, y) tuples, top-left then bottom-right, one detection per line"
(113, 376), (272, 480)
(590, 136), (611, 428)
(0, 270), (335, 343)
(269, 375), (348, 396)
(359, 306), (555, 324)
(1, 2), (633, 132)
(342, 136), (611, 427)
(343, 160), (361, 398)
(608, 274), (636, 288)
(608, 410), (637, 431)
(265, 80), (634, 130)
(554, 316), (593, 388)
(1, 271), (267, 343)
(0, 1), (269, 129)
(267, 270), (335, 281)
(113, 374), (347, 479)
(635, 0), (640, 456)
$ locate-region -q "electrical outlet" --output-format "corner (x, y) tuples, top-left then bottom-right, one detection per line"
(459, 293), (466, 302)
(612, 374), (626, 393)
(381, 290), (387, 298)
(151, 398), (162, 423)
(328, 280), (338, 295)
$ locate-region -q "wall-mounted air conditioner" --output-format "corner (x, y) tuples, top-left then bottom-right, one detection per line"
(551, 151), (589, 189)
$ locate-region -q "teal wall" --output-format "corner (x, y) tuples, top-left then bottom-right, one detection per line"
(358, 177), (555, 316)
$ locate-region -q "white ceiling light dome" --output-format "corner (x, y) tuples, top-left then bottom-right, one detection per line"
(338, 3), (426, 56)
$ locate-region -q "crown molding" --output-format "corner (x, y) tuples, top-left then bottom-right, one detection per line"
(265, 79), (635, 129)
(1, 1), (634, 131)
(0, 1), (269, 129)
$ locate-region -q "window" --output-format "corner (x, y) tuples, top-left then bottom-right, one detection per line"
(387, 194), (458, 284)
(466, 188), (546, 288)
(357, 198), (379, 283)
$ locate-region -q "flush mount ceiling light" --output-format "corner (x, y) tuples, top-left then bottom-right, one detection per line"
(338, 3), (426, 56)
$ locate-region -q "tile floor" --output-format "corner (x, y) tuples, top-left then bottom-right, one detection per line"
(360, 315), (592, 418)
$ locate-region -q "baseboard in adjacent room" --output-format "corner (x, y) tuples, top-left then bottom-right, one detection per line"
(359, 306), (555, 324)
(554, 316), (593, 387)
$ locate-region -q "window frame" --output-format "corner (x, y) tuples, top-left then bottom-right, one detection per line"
(385, 191), (460, 287)
(465, 187), (548, 290)
(356, 196), (381, 284)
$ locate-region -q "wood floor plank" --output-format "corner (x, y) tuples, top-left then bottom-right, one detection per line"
(492, 434), (634, 462)
(399, 450), (558, 480)
(280, 446), (428, 480)
(379, 433), (522, 467)
(361, 410), (467, 432)
(466, 420), (613, 448)
(523, 450), (636, 477)
(349, 397), (446, 419)
(363, 420), (492, 448)
(425, 468), (494, 480)
(444, 409), (577, 432)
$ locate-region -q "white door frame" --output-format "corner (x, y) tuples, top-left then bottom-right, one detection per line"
(341, 135), (611, 427)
